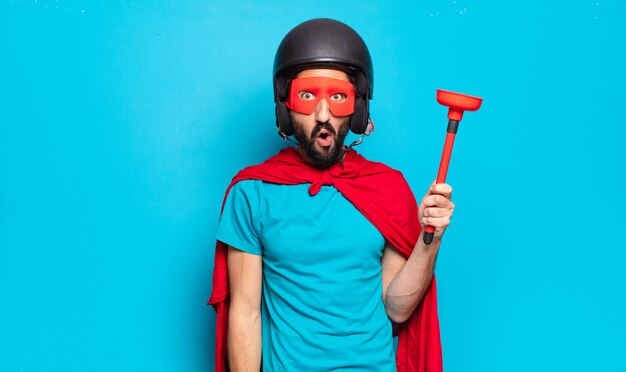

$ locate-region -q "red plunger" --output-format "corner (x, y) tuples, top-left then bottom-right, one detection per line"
(423, 89), (483, 244)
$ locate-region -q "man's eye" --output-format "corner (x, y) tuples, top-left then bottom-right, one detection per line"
(330, 93), (348, 103)
(298, 91), (316, 100)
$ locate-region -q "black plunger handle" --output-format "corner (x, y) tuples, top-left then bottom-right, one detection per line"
(423, 231), (434, 244)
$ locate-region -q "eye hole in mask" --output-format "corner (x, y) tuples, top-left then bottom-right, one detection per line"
(285, 77), (355, 116)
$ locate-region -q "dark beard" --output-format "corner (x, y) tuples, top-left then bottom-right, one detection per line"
(291, 118), (350, 169)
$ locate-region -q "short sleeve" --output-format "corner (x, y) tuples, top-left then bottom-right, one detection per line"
(216, 180), (263, 255)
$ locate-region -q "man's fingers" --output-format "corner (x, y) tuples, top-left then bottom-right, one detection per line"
(422, 206), (454, 218)
(422, 194), (455, 209)
(421, 216), (452, 230)
(427, 182), (453, 199)
(421, 183), (455, 233)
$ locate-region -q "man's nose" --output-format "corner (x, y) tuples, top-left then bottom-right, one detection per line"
(314, 98), (332, 123)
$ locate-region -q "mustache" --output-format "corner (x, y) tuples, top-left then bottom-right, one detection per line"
(311, 122), (336, 138)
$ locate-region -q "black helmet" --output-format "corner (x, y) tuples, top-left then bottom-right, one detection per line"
(273, 18), (374, 136)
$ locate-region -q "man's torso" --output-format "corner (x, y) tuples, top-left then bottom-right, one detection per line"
(217, 180), (396, 371)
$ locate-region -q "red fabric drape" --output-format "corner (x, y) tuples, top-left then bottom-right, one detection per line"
(208, 147), (442, 372)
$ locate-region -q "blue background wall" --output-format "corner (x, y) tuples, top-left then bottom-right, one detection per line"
(1, 1), (625, 371)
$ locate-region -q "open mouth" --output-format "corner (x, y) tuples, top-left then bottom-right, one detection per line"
(316, 129), (334, 147)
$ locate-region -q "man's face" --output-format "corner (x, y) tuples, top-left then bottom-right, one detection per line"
(288, 69), (352, 169)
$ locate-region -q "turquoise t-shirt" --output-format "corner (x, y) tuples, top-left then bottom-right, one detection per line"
(216, 180), (395, 371)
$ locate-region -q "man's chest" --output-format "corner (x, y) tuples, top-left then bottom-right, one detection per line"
(256, 183), (385, 269)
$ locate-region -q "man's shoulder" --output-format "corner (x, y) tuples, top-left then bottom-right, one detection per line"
(351, 152), (408, 180)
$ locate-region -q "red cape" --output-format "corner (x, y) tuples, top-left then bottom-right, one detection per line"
(208, 147), (442, 371)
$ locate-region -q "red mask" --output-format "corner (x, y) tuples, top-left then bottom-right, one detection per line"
(285, 77), (355, 116)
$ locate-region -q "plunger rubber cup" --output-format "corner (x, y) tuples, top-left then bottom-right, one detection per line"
(436, 89), (483, 121)
(423, 90), (483, 245)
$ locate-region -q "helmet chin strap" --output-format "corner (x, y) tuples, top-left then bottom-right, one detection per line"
(347, 118), (374, 149)
(278, 130), (302, 148)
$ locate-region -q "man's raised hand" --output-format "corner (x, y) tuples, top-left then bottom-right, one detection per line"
(419, 182), (455, 240)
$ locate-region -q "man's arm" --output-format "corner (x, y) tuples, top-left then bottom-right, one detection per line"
(227, 245), (263, 371)
(381, 182), (454, 323)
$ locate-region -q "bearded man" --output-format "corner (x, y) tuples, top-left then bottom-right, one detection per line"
(209, 18), (454, 372)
